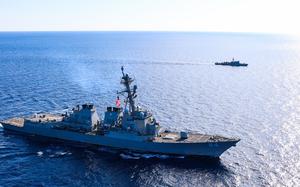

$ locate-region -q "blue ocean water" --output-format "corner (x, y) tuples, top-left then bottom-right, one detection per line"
(0, 32), (300, 186)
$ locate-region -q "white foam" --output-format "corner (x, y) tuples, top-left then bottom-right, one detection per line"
(56, 151), (67, 156)
(120, 153), (140, 160)
(123, 152), (185, 159)
(37, 151), (43, 156)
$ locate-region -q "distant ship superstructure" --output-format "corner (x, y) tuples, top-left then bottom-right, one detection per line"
(1, 67), (240, 158)
(215, 58), (248, 66)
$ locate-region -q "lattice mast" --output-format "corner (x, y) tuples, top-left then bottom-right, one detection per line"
(119, 66), (137, 114)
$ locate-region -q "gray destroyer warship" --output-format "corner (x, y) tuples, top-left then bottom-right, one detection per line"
(215, 58), (248, 66)
(1, 67), (240, 158)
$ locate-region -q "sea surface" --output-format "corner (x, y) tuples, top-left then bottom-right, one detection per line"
(0, 32), (300, 186)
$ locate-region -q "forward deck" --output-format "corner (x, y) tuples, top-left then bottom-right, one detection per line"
(154, 132), (237, 143)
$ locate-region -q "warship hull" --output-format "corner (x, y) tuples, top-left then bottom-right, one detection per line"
(215, 62), (248, 66)
(1, 122), (238, 158)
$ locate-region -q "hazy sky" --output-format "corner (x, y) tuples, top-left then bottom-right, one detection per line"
(0, 0), (299, 34)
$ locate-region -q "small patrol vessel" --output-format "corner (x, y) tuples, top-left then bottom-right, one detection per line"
(1, 67), (240, 158)
(215, 58), (248, 66)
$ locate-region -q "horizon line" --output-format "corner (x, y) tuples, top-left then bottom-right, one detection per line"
(0, 30), (289, 35)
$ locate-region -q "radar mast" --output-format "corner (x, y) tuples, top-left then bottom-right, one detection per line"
(119, 66), (137, 114)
